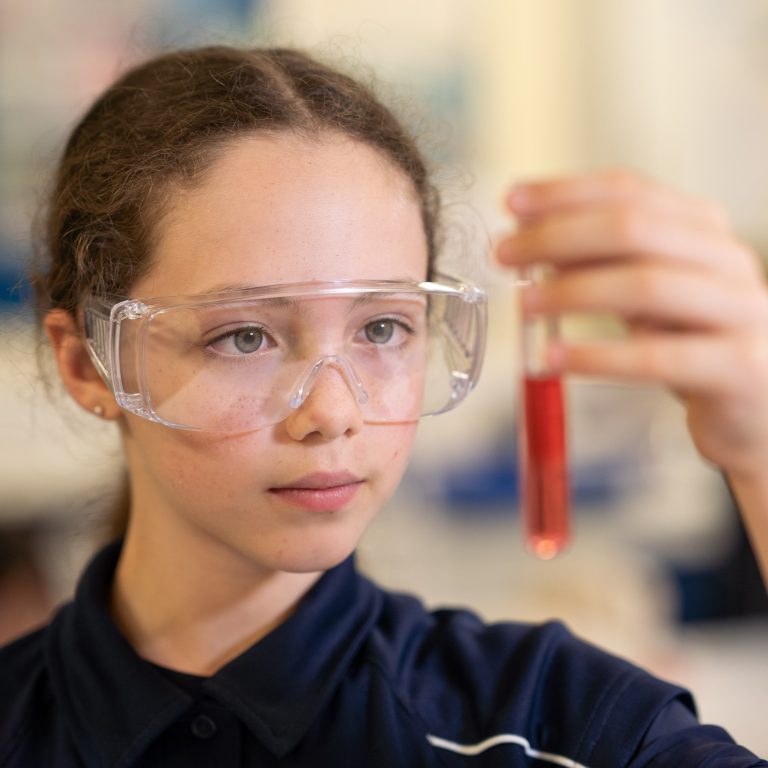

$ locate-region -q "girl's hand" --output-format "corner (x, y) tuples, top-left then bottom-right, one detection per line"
(495, 169), (768, 483)
(497, 169), (768, 585)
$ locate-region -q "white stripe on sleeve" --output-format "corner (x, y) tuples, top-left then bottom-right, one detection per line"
(426, 732), (591, 767)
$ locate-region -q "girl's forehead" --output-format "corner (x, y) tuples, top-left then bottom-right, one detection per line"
(135, 134), (429, 298)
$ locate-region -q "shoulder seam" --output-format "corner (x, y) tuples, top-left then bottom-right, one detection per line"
(577, 667), (634, 758)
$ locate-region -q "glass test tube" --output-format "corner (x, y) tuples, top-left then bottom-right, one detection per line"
(520, 265), (571, 559)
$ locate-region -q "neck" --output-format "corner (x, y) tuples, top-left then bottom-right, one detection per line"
(110, 515), (322, 676)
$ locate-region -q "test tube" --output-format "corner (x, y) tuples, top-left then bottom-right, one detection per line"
(519, 265), (571, 559)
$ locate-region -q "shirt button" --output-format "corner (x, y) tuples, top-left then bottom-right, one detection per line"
(190, 714), (217, 739)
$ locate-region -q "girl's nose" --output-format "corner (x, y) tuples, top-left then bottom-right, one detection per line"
(283, 360), (365, 441)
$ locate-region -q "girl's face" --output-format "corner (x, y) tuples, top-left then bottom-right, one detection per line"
(121, 133), (429, 574)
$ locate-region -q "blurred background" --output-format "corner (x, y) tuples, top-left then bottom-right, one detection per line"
(1, 0), (767, 753)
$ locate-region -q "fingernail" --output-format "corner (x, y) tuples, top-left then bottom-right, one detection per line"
(521, 283), (541, 312)
(546, 341), (567, 372)
(497, 236), (522, 263)
(506, 184), (533, 213)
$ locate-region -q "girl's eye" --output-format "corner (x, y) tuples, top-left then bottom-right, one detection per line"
(362, 318), (413, 345)
(232, 328), (264, 353)
(207, 326), (271, 356)
(365, 320), (396, 344)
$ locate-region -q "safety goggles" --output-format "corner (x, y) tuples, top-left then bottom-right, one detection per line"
(82, 276), (487, 432)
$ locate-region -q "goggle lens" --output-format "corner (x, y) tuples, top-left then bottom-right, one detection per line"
(85, 279), (486, 432)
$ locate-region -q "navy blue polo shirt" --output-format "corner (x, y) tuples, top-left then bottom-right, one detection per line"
(0, 541), (764, 767)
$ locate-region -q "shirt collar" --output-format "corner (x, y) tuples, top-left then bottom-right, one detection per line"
(46, 540), (383, 765)
(204, 555), (382, 756)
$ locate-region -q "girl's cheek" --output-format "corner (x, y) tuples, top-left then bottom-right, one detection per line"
(146, 432), (254, 489)
(382, 426), (418, 471)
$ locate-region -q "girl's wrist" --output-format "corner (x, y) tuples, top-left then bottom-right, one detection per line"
(723, 468), (768, 588)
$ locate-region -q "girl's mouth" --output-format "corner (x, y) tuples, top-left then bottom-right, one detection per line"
(269, 472), (364, 512)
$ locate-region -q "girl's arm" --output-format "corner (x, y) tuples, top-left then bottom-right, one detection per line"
(496, 169), (768, 588)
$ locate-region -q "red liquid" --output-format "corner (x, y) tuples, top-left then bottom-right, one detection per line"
(522, 375), (570, 558)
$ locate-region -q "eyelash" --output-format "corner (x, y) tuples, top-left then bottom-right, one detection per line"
(359, 317), (415, 344)
(204, 324), (276, 357)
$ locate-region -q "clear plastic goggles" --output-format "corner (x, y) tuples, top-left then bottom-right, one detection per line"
(82, 276), (487, 432)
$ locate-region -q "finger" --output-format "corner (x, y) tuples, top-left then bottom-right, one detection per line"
(496, 203), (761, 282)
(550, 333), (768, 397)
(522, 263), (768, 332)
(505, 169), (731, 234)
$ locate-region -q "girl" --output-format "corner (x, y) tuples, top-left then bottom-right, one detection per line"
(1, 45), (767, 767)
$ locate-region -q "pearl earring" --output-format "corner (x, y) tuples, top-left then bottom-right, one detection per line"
(93, 405), (104, 417)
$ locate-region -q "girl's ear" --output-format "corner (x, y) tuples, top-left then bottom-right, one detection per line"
(44, 309), (122, 421)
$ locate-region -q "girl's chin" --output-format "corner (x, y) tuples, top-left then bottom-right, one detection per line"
(259, 533), (361, 575)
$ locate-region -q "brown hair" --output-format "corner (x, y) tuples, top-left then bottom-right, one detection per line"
(32, 45), (440, 318)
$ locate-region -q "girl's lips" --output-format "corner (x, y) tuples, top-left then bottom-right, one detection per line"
(269, 472), (364, 512)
